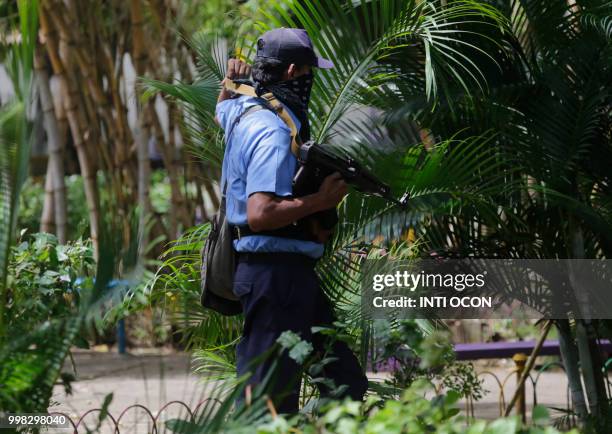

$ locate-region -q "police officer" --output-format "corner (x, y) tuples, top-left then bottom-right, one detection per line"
(215, 28), (368, 414)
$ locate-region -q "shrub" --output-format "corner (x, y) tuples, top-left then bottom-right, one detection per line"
(6, 232), (95, 334)
(255, 381), (578, 434)
(374, 321), (485, 402)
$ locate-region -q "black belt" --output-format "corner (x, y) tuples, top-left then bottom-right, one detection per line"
(237, 252), (318, 267)
(231, 224), (314, 241)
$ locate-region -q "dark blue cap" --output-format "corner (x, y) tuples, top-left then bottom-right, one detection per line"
(256, 28), (334, 69)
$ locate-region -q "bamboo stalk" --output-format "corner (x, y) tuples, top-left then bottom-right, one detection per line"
(202, 172), (220, 212)
(38, 0), (216, 257)
(40, 164), (55, 234)
(35, 48), (67, 243)
(130, 0), (148, 76)
(135, 113), (151, 255)
(40, 4), (100, 255)
(167, 104), (192, 231)
(45, 1), (123, 153)
(62, 0), (137, 221)
(101, 42), (131, 169)
(49, 76), (69, 162)
(148, 104), (179, 236)
(131, 0), (153, 255)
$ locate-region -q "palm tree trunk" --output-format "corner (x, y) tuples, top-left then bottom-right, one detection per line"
(569, 224), (609, 417)
(557, 319), (588, 421)
(575, 320), (608, 417)
(35, 48), (67, 243)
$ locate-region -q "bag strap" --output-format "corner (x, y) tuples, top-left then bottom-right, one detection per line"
(219, 87), (311, 241)
(224, 79), (301, 157)
(220, 104), (268, 208)
(224, 104), (267, 150)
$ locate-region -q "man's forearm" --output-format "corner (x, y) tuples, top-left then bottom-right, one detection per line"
(247, 193), (326, 232)
(217, 83), (234, 104)
(215, 84), (235, 126)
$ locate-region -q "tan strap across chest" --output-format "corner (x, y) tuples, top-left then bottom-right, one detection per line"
(224, 79), (301, 157)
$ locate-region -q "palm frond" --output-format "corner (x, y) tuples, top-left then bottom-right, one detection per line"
(0, 0), (38, 298)
(257, 0), (508, 141)
(145, 225), (244, 350)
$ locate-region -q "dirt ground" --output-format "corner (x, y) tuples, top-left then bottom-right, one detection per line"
(49, 348), (574, 433)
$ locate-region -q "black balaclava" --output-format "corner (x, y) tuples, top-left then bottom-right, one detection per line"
(254, 72), (314, 142)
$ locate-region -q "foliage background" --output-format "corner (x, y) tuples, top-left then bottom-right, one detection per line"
(0, 0), (610, 432)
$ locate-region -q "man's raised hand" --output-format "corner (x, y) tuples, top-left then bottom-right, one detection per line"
(216, 59), (252, 109)
(225, 58), (251, 81)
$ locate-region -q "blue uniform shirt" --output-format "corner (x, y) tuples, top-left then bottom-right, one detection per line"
(216, 95), (325, 259)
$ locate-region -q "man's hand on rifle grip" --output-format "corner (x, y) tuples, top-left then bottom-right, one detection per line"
(316, 172), (348, 210)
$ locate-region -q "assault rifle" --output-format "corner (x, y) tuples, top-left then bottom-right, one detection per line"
(292, 141), (409, 207)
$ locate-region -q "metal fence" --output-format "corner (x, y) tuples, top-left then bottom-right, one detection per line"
(49, 398), (221, 434)
(50, 358), (612, 433)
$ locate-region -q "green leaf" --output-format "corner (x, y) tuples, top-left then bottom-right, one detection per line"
(532, 405), (550, 426)
(466, 420), (487, 434)
(288, 340), (313, 364)
(485, 417), (519, 434)
(276, 330), (302, 350)
(445, 389), (460, 406)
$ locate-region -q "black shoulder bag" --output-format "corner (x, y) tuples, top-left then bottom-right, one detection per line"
(200, 104), (267, 316)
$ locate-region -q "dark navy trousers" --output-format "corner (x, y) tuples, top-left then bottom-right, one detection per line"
(232, 252), (368, 414)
